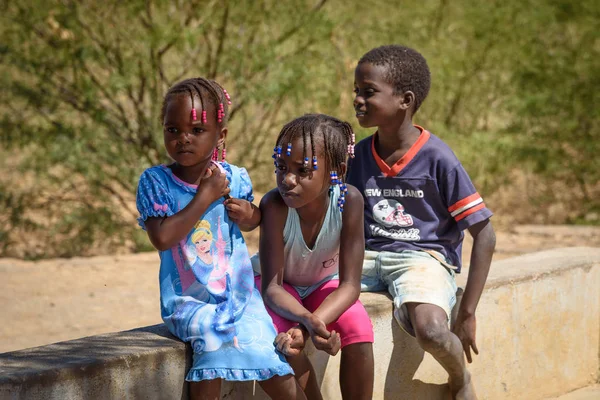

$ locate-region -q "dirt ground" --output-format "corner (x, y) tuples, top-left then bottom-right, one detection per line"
(1, 224), (599, 354)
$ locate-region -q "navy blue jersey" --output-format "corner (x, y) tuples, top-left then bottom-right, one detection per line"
(346, 126), (492, 272)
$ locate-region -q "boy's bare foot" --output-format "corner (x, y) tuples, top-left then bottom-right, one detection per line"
(448, 373), (477, 400)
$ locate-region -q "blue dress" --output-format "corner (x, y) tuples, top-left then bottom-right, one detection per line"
(136, 163), (292, 382)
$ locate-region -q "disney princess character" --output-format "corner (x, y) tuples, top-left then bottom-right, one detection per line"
(187, 219), (233, 294)
(183, 219), (242, 351)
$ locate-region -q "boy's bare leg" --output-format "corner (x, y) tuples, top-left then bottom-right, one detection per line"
(258, 374), (308, 400)
(189, 379), (222, 400)
(286, 353), (323, 400)
(406, 303), (477, 400)
(339, 342), (374, 400)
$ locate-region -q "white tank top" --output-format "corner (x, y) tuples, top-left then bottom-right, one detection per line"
(282, 185), (342, 286)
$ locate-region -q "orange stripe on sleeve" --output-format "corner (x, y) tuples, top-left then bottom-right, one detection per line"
(455, 203), (486, 221)
(448, 193), (481, 213)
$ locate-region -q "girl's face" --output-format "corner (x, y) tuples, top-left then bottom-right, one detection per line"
(275, 136), (330, 210)
(163, 94), (226, 168)
(353, 62), (404, 129)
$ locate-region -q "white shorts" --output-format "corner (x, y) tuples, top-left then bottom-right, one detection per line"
(361, 249), (458, 337)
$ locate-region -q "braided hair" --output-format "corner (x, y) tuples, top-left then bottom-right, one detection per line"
(272, 114), (355, 211)
(160, 77), (232, 125)
(273, 114), (355, 175)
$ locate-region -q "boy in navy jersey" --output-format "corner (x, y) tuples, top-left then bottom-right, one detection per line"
(347, 45), (496, 400)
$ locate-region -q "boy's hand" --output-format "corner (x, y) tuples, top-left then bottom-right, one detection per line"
(453, 313), (479, 363)
(274, 326), (308, 356)
(224, 198), (259, 227)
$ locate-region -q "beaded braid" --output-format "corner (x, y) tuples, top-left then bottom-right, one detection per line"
(188, 88), (197, 121)
(302, 125), (308, 168)
(161, 77), (233, 161)
(309, 127), (318, 170)
(272, 114), (355, 212)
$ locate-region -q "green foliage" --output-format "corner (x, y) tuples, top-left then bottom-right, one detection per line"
(507, 0), (600, 192)
(332, 0), (599, 223)
(1, 0), (598, 258)
(0, 0), (339, 258)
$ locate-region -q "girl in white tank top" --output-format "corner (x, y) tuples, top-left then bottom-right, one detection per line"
(255, 114), (375, 400)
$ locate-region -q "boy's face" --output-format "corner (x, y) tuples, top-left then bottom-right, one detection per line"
(353, 62), (405, 129)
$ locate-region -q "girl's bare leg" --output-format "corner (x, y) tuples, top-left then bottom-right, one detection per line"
(189, 379), (222, 400)
(286, 353), (322, 400)
(339, 342), (374, 400)
(258, 374), (308, 400)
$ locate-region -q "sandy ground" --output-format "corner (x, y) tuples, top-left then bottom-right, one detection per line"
(1, 225), (599, 354)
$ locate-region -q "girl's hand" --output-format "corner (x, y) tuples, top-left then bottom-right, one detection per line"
(197, 164), (230, 203)
(224, 198), (260, 229)
(302, 313), (329, 338)
(312, 329), (341, 356)
(302, 313), (341, 355)
(274, 326), (308, 356)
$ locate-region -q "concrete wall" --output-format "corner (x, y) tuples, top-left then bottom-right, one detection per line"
(309, 247), (600, 400)
(1, 247), (599, 400)
(0, 325), (191, 400)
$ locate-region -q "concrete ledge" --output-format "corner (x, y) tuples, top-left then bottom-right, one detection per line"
(0, 325), (190, 400)
(310, 247), (600, 400)
(1, 247), (599, 400)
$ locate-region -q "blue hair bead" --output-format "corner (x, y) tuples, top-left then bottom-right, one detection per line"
(330, 171), (338, 185)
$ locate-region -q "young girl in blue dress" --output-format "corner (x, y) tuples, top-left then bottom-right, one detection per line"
(136, 77), (305, 400)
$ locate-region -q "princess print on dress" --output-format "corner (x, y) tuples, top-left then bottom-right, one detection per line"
(176, 217), (245, 352)
(185, 218), (230, 293)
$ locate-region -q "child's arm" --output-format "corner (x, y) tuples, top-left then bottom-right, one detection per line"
(311, 185), (365, 325)
(224, 198), (261, 231)
(453, 218), (496, 363)
(145, 166), (230, 251)
(259, 190), (332, 339)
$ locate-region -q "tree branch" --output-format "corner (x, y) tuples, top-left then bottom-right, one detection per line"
(210, 0), (230, 79)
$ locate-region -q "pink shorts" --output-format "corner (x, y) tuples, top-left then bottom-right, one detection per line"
(255, 277), (374, 348)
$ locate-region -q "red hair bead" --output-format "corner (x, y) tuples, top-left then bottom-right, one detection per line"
(223, 89), (232, 105)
